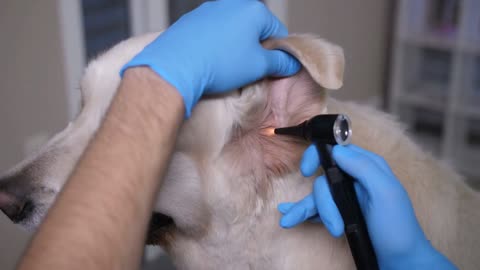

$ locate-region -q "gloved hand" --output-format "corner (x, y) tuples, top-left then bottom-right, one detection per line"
(121, 0), (300, 117)
(278, 144), (457, 270)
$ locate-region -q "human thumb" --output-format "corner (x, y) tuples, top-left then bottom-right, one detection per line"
(264, 49), (301, 77)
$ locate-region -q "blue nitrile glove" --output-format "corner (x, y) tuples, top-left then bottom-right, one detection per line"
(121, 0), (300, 117)
(278, 144), (458, 270)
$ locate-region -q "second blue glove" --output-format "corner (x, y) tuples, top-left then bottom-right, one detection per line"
(278, 144), (458, 270)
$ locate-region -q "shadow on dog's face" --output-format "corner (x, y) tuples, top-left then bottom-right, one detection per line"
(0, 34), (344, 246)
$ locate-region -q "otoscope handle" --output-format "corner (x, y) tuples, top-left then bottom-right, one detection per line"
(318, 145), (379, 270)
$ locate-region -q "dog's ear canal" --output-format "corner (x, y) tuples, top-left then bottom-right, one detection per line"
(263, 34), (345, 90)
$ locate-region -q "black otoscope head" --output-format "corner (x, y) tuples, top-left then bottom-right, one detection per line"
(274, 114), (352, 145)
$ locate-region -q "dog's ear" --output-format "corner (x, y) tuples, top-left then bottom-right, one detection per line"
(224, 35), (346, 190)
(263, 34), (345, 90)
(258, 34), (345, 128)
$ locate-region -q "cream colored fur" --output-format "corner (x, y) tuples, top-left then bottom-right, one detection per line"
(0, 33), (478, 270)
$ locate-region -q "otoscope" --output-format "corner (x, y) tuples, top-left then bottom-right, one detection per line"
(275, 114), (379, 270)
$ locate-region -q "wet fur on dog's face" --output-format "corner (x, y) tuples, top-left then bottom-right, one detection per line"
(0, 34), (344, 243)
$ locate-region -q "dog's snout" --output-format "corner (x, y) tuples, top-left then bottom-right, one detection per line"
(0, 191), (29, 222)
(0, 170), (37, 223)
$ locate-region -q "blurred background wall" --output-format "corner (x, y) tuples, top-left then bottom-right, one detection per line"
(0, 2), (69, 270)
(1, 1), (478, 269)
(289, 0), (393, 104)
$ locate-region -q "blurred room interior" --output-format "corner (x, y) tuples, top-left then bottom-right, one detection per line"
(0, 0), (478, 269)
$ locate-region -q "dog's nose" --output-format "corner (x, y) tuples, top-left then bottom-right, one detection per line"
(0, 191), (26, 221)
(0, 171), (35, 223)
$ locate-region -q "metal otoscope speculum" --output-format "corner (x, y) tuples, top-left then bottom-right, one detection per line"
(275, 114), (379, 270)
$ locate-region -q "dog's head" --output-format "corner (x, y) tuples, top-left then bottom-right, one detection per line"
(0, 33), (344, 260)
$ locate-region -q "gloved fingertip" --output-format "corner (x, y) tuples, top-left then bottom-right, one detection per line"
(265, 50), (301, 78)
(322, 216), (344, 238)
(279, 216), (294, 229)
(300, 145), (320, 177)
(277, 202), (295, 214)
(279, 209), (306, 229)
(329, 221), (344, 238)
(300, 162), (313, 177)
(329, 225), (345, 238)
(282, 54), (301, 76)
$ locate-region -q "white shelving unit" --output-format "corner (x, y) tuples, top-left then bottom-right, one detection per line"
(389, 0), (480, 184)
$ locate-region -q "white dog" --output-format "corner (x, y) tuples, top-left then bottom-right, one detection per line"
(0, 33), (478, 269)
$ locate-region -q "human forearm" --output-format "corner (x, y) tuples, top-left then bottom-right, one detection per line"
(17, 68), (184, 270)
(17, 1), (300, 268)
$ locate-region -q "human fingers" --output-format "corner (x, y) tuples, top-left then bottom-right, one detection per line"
(313, 175), (344, 237)
(279, 194), (317, 228)
(346, 144), (394, 177)
(332, 146), (393, 198)
(263, 49), (301, 77)
(300, 144), (321, 177)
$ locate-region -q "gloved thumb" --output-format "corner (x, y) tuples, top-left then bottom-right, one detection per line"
(264, 49), (301, 77)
